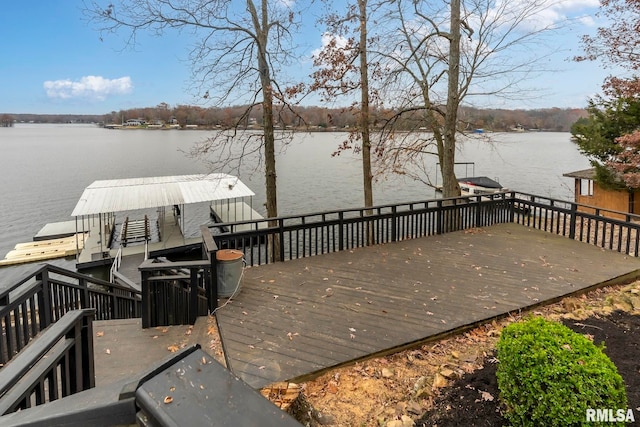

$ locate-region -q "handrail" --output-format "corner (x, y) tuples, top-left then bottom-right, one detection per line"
(204, 191), (640, 268)
(0, 346), (304, 427)
(109, 246), (123, 283)
(0, 308), (95, 415)
(206, 192), (513, 267)
(139, 259), (211, 328)
(209, 192), (501, 231)
(0, 264), (141, 366)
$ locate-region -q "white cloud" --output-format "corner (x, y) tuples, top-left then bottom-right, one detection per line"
(311, 33), (351, 60)
(43, 76), (133, 101)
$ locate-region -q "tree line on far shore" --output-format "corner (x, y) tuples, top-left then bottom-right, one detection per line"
(4, 104), (586, 133)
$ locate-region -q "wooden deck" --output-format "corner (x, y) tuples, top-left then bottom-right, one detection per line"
(93, 316), (223, 387)
(214, 222), (640, 388)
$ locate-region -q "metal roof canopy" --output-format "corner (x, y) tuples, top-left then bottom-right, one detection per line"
(71, 174), (255, 216)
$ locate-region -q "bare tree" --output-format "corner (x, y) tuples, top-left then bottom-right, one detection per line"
(84, 0), (306, 222)
(376, 0), (564, 198)
(311, 0), (386, 212)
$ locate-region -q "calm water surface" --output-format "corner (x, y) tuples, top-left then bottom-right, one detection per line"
(0, 124), (590, 285)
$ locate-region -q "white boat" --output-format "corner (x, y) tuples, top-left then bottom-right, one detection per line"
(458, 176), (507, 196)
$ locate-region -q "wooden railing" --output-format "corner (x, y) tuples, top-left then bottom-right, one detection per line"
(204, 193), (514, 267)
(202, 191), (640, 274)
(139, 260), (211, 328)
(0, 264), (141, 366)
(0, 309), (95, 415)
(511, 192), (640, 256)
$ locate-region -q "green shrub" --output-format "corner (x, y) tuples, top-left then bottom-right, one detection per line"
(496, 316), (628, 426)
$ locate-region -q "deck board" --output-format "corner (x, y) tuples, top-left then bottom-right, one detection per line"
(215, 222), (640, 388)
(92, 316), (217, 387)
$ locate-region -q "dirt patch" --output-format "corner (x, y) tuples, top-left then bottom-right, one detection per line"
(300, 282), (640, 427)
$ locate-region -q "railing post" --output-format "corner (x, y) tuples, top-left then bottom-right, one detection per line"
(278, 218), (286, 262)
(391, 206), (397, 242)
(36, 268), (52, 329)
(141, 270), (151, 329)
(338, 211), (344, 251)
(437, 200), (444, 235)
(210, 250), (219, 313)
(189, 268), (199, 325)
(569, 202), (577, 240)
(509, 192), (516, 223)
(79, 277), (89, 310)
(80, 310), (95, 390)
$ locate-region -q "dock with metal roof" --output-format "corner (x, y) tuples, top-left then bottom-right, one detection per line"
(68, 173), (258, 271)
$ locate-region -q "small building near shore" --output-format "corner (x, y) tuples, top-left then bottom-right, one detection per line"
(563, 168), (640, 219)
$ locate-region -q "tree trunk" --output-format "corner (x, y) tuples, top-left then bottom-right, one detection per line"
(441, 0), (463, 233)
(251, 0), (280, 259)
(442, 0), (462, 200)
(359, 0), (374, 244)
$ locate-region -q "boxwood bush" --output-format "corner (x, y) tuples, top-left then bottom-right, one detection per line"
(496, 316), (627, 426)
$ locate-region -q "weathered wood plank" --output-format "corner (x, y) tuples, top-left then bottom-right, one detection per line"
(215, 223), (640, 388)
(92, 318), (209, 387)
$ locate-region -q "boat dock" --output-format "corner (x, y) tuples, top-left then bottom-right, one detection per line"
(69, 173), (256, 272)
(0, 233), (87, 267)
(0, 219), (94, 267)
(210, 200), (266, 233)
(33, 219), (91, 241)
(2, 174), (260, 274)
(75, 212), (202, 270)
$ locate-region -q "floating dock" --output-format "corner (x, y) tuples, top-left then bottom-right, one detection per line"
(0, 233), (87, 267)
(210, 200), (266, 233)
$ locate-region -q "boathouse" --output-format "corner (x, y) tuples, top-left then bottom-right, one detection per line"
(564, 168), (640, 219)
(70, 173), (260, 269)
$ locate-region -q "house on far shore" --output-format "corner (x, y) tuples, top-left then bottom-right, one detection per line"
(564, 168), (640, 219)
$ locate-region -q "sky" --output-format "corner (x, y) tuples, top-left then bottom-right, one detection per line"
(0, 0), (620, 115)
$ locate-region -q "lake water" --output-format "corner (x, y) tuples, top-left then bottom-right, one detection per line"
(0, 124), (590, 285)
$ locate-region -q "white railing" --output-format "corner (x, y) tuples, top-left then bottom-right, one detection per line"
(109, 247), (123, 283)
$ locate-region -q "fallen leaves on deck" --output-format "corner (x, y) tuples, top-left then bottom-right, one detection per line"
(301, 281), (640, 427)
